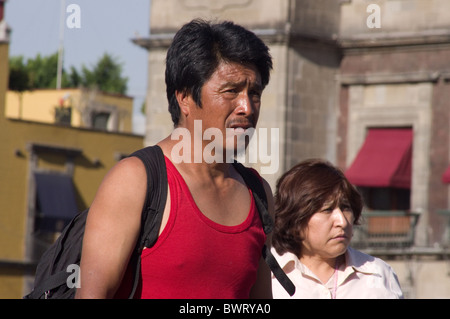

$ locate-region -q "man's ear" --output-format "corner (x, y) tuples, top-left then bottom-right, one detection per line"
(175, 90), (191, 117)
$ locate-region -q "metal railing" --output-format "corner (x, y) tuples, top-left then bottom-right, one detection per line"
(351, 210), (420, 249)
(437, 210), (450, 247)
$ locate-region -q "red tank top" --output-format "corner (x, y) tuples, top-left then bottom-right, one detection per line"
(136, 157), (266, 299)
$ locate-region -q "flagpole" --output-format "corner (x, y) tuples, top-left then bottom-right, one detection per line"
(56, 0), (65, 89)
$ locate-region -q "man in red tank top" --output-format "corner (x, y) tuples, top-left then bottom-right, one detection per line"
(76, 19), (274, 299)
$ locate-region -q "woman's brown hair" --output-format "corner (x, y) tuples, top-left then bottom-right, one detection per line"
(272, 159), (363, 256)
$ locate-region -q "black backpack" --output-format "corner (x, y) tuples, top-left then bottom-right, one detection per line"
(24, 145), (294, 299)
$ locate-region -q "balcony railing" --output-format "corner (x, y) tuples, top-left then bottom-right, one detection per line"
(437, 210), (450, 247)
(351, 211), (420, 249)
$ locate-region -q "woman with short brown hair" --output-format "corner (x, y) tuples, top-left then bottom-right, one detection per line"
(271, 159), (403, 299)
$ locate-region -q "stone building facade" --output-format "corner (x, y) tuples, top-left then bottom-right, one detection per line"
(338, 0), (450, 247)
(135, 0), (450, 297)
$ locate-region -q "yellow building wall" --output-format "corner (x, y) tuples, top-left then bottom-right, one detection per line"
(0, 120), (144, 299)
(0, 40), (26, 299)
(0, 43), (144, 298)
(6, 88), (134, 133)
(6, 89), (75, 123)
(0, 42), (7, 107)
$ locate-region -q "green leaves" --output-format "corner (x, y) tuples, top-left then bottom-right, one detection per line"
(8, 52), (128, 95)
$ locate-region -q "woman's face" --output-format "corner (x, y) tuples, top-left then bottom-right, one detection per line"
(300, 200), (354, 260)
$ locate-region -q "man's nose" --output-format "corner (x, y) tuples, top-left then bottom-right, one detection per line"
(235, 93), (254, 116)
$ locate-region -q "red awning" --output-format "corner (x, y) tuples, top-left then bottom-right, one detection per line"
(443, 165), (450, 184)
(345, 128), (413, 189)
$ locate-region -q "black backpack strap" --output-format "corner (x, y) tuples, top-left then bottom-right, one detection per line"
(131, 145), (168, 250)
(232, 161), (296, 297)
(127, 145), (168, 298)
(232, 162), (273, 234)
(262, 245), (296, 296)
(24, 269), (70, 299)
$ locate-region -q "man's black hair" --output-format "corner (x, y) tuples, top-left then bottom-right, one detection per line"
(165, 19), (273, 126)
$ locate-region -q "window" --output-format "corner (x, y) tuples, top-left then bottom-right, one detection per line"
(32, 171), (79, 260)
(27, 143), (82, 261)
(91, 112), (110, 130)
(346, 128), (413, 211)
(359, 187), (411, 211)
(54, 107), (72, 125)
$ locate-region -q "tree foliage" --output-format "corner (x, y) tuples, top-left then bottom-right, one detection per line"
(8, 56), (30, 92)
(80, 53), (128, 95)
(8, 52), (128, 95)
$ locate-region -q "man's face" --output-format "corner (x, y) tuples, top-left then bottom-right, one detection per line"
(190, 61), (263, 156)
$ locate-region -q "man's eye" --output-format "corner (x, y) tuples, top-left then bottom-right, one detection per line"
(250, 91), (261, 101)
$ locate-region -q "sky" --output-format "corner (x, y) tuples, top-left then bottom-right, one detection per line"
(5, 0), (151, 135)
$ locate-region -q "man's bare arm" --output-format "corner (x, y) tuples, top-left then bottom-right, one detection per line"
(75, 157), (147, 298)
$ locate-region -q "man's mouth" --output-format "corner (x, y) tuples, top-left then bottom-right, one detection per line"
(228, 120), (254, 132)
(231, 126), (249, 133)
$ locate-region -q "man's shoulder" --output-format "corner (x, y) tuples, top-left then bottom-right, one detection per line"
(102, 155), (147, 190)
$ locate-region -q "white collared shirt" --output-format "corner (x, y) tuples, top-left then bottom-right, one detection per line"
(271, 246), (404, 299)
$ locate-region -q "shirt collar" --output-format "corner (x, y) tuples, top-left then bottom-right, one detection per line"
(273, 247), (383, 278)
(345, 246), (383, 276)
(273, 250), (300, 272)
